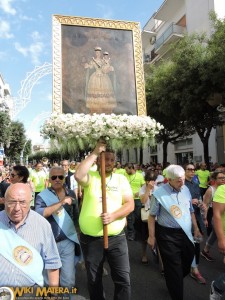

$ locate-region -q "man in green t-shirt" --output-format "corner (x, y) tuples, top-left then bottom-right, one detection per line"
(75, 141), (134, 300)
(30, 162), (48, 203)
(114, 161), (126, 175)
(209, 184), (225, 299)
(125, 163), (145, 241)
(195, 162), (210, 198)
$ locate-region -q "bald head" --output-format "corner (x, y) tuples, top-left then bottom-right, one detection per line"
(5, 183), (32, 226)
(5, 183), (32, 201)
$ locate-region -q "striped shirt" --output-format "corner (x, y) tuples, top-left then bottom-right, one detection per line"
(150, 183), (194, 228)
(0, 209), (61, 286)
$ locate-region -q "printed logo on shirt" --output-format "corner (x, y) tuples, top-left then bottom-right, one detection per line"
(106, 186), (118, 192)
(170, 205), (182, 219)
(54, 206), (63, 217)
(13, 246), (33, 266)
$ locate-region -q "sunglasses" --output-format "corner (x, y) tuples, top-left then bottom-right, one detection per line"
(10, 173), (18, 178)
(51, 175), (64, 180)
(186, 168), (195, 171)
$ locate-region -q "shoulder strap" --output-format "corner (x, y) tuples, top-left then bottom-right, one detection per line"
(39, 189), (79, 245)
(0, 221), (44, 286)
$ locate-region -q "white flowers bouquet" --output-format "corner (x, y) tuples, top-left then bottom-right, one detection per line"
(41, 113), (163, 153)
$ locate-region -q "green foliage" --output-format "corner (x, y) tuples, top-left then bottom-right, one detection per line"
(145, 22), (225, 165)
(0, 112), (12, 148)
(5, 121), (26, 161)
(208, 13), (225, 97)
(29, 151), (49, 163)
(24, 140), (32, 157)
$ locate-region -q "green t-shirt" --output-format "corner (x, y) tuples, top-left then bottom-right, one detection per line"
(114, 168), (126, 176)
(195, 169), (210, 188)
(30, 170), (48, 192)
(213, 185), (225, 234)
(79, 171), (132, 237)
(125, 172), (145, 199)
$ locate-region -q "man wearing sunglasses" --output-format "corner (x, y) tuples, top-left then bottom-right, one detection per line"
(35, 167), (80, 292)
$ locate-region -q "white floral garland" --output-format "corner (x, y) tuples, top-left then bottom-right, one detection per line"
(41, 113), (163, 153)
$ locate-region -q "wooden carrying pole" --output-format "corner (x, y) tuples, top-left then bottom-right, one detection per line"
(100, 151), (108, 249)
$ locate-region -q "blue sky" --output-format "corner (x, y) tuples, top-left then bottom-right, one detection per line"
(0, 0), (163, 146)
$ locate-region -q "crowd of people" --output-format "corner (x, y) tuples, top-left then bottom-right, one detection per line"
(1, 148), (225, 300)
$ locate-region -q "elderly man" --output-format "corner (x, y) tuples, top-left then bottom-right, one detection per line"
(148, 164), (201, 300)
(35, 166), (80, 289)
(0, 183), (61, 286)
(61, 160), (74, 189)
(75, 141), (134, 300)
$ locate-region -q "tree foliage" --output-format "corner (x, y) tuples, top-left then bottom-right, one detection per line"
(5, 121), (27, 162)
(0, 112), (12, 148)
(146, 22), (225, 166)
(208, 13), (225, 98)
(24, 139), (32, 158)
(0, 112), (32, 163)
(145, 61), (195, 166)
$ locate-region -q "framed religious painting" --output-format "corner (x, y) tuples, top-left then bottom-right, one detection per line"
(52, 15), (146, 116)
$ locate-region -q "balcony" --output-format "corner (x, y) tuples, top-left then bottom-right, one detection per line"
(154, 0), (185, 22)
(143, 49), (158, 64)
(155, 23), (186, 55)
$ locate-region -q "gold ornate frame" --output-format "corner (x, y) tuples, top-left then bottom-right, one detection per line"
(52, 15), (146, 116)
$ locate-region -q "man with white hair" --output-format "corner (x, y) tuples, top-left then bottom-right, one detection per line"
(148, 164), (201, 300)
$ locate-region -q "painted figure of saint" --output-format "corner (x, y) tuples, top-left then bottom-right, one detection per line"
(84, 47), (117, 114)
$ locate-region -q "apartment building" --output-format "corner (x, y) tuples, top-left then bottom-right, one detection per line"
(140, 0), (225, 165)
(0, 73), (13, 116)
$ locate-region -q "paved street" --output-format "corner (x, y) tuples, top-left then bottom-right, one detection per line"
(75, 237), (225, 300)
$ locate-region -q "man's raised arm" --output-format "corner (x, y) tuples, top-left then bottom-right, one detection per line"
(75, 141), (106, 185)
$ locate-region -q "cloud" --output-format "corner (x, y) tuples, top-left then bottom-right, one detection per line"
(0, 51), (7, 60)
(97, 3), (114, 19)
(14, 31), (44, 65)
(19, 14), (34, 21)
(0, 0), (16, 15)
(0, 20), (14, 38)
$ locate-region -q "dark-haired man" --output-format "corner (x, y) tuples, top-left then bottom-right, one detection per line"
(75, 141), (134, 300)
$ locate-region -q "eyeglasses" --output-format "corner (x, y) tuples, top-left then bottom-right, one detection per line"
(51, 175), (64, 180)
(6, 200), (30, 208)
(186, 168), (195, 171)
(62, 164), (68, 167)
(10, 173), (18, 178)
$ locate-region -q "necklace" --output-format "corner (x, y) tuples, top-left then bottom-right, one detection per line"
(106, 174), (112, 189)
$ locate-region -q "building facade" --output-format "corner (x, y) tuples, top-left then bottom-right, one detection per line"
(139, 0), (225, 166)
(0, 74), (13, 116)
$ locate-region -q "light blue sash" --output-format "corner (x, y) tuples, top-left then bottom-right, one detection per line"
(39, 189), (79, 245)
(153, 186), (194, 243)
(0, 221), (44, 286)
